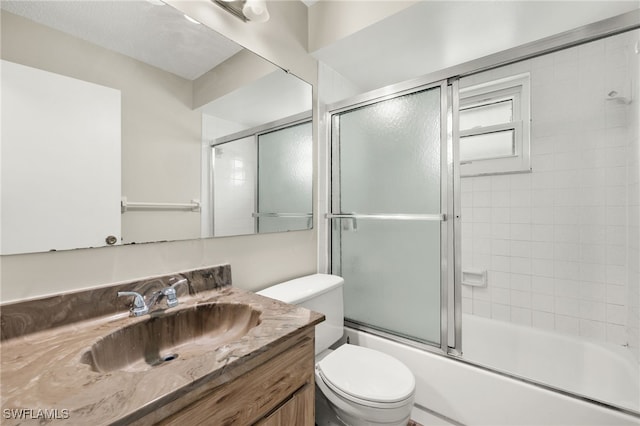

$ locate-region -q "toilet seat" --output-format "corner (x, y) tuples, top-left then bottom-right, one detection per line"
(316, 344), (415, 409)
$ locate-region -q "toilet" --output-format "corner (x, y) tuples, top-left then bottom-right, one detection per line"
(257, 274), (416, 426)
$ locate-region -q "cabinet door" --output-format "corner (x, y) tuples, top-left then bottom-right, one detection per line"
(154, 329), (315, 426)
(256, 384), (314, 426)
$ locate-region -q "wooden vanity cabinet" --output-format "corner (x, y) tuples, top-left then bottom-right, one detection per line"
(256, 383), (314, 426)
(156, 328), (316, 426)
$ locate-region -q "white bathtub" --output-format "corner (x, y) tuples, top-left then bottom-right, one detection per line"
(463, 314), (639, 412)
(345, 315), (640, 426)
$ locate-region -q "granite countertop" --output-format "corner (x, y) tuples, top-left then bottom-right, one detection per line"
(0, 285), (324, 425)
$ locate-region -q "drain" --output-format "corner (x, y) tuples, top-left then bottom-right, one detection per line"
(161, 353), (179, 362)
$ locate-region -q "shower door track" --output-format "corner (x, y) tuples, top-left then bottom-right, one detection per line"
(344, 319), (461, 357)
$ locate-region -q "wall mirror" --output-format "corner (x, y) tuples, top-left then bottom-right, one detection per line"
(0, 0), (313, 255)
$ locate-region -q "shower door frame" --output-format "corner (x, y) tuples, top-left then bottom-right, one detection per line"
(326, 78), (462, 356)
(321, 7), (640, 417)
(323, 8), (640, 361)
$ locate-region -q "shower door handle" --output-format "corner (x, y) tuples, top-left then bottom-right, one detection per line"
(325, 213), (446, 232)
(325, 213), (446, 221)
(252, 212), (314, 228)
(326, 214), (358, 231)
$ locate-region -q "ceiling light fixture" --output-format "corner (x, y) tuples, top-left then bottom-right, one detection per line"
(242, 0), (270, 23)
(211, 0), (270, 23)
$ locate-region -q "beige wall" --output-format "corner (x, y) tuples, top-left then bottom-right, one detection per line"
(0, 231), (316, 302)
(0, 1), (318, 303)
(194, 49), (279, 110)
(307, 0), (417, 52)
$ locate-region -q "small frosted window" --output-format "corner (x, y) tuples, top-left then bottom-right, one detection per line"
(460, 130), (515, 162)
(460, 100), (513, 131)
(458, 73), (530, 176)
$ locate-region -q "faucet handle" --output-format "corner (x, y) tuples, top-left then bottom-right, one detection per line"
(165, 277), (188, 309)
(162, 287), (179, 308)
(117, 291), (149, 316)
(169, 276), (188, 290)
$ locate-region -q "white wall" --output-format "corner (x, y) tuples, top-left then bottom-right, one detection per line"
(310, 1), (639, 94)
(201, 114), (251, 238)
(461, 30), (639, 352)
(307, 0), (417, 53)
(1, 60), (121, 255)
(212, 136), (257, 237)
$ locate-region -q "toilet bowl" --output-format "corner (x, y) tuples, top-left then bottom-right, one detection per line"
(315, 344), (415, 426)
(257, 274), (416, 426)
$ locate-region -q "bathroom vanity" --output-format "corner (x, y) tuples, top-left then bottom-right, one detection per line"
(156, 329), (315, 426)
(0, 265), (323, 425)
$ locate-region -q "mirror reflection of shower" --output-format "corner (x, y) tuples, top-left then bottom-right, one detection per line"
(211, 118), (312, 237)
(199, 65), (313, 239)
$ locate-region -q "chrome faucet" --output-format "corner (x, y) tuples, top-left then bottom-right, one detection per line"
(116, 291), (149, 316)
(118, 276), (189, 317)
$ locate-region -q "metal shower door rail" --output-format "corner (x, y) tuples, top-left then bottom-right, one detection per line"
(326, 213), (446, 232)
(326, 213), (446, 221)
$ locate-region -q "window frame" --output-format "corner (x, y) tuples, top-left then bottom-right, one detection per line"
(458, 73), (531, 177)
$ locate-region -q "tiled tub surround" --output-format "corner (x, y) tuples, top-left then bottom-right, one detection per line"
(0, 264), (324, 425)
(461, 30), (639, 355)
(627, 27), (640, 364)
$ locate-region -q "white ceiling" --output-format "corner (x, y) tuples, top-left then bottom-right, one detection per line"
(1, 0), (312, 129)
(0, 0), (243, 80)
(312, 1), (640, 92)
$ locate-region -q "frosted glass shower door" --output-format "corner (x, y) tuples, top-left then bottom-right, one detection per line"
(257, 121), (312, 233)
(330, 84), (446, 345)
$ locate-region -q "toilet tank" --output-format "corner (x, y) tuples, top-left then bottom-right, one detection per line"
(257, 274), (344, 355)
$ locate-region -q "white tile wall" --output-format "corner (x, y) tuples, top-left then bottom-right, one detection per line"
(626, 30), (640, 362)
(212, 139), (257, 237)
(461, 30), (639, 354)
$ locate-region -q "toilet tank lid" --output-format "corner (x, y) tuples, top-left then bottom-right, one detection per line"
(256, 274), (343, 304)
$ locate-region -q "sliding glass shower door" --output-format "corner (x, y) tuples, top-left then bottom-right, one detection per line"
(330, 82), (451, 347)
(256, 121), (313, 233)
